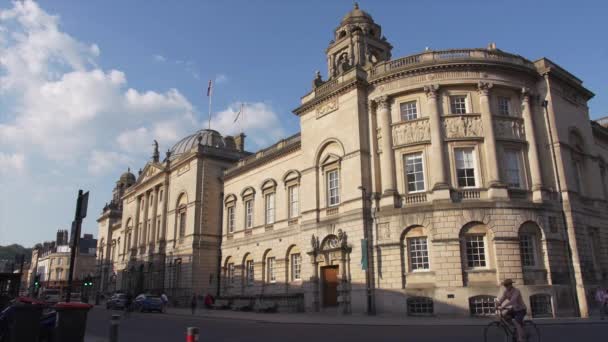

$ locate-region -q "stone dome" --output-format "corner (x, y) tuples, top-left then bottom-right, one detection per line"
(119, 169), (136, 184)
(341, 3), (373, 24)
(169, 129), (226, 158)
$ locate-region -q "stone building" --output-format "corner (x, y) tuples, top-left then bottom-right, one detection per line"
(96, 132), (248, 303)
(28, 231), (97, 295)
(219, 4), (608, 318)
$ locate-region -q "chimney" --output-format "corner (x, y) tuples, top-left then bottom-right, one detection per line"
(56, 229), (63, 245)
(234, 133), (246, 152)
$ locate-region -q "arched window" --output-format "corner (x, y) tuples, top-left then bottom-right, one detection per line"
(407, 296), (434, 316)
(176, 193), (188, 238)
(263, 249), (276, 284)
(286, 245), (302, 282)
(243, 253), (254, 287)
(519, 222), (544, 269)
(401, 226), (430, 273)
(530, 294), (553, 318)
(469, 295), (496, 316)
(460, 223), (493, 270)
(224, 257), (234, 286)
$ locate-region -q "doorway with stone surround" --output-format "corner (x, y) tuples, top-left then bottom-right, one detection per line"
(321, 265), (339, 307)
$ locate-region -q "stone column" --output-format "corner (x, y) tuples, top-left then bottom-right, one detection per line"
(151, 187), (159, 248)
(132, 195), (141, 256)
(478, 82), (508, 199)
(424, 85), (451, 200)
(374, 96), (397, 206)
(521, 88), (545, 202)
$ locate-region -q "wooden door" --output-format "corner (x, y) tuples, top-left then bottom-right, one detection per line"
(322, 266), (339, 307)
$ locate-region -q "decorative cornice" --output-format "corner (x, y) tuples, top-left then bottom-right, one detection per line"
(293, 78), (367, 116)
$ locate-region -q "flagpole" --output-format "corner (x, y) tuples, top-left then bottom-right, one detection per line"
(207, 81), (213, 130)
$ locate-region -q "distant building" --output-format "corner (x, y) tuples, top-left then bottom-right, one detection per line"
(27, 230), (97, 294)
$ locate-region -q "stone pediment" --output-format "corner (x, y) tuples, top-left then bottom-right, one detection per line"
(136, 163), (164, 184)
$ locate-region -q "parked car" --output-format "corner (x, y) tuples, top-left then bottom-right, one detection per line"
(41, 289), (60, 303)
(106, 293), (128, 310)
(134, 294), (163, 313)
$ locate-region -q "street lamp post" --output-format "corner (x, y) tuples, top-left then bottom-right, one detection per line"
(66, 189), (89, 303)
(358, 186), (375, 315)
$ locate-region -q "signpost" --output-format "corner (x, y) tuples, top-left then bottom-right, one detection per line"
(66, 189), (89, 303)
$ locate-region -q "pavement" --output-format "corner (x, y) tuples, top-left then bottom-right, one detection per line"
(85, 306), (608, 342)
(164, 306), (608, 326)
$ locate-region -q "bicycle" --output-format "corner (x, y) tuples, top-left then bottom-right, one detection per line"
(484, 304), (540, 342)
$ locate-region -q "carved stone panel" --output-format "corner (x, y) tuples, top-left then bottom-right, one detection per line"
(494, 117), (525, 140)
(392, 118), (430, 147)
(442, 115), (483, 139)
(316, 98), (339, 118)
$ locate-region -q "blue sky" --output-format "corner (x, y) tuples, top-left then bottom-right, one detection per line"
(1, 0), (606, 247)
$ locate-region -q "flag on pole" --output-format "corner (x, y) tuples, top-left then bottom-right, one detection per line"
(233, 103), (243, 123)
(206, 80), (213, 97)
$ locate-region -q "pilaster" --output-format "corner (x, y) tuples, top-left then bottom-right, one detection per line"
(521, 88), (546, 202)
(374, 95), (397, 207)
(424, 84), (451, 201)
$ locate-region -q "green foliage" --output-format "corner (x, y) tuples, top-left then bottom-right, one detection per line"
(0, 244), (32, 263)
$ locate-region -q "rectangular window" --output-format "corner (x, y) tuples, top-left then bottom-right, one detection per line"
(470, 296), (496, 316)
(288, 185), (299, 218)
(57, 259), (62, 266)
(405, 153), (425, 193)
(400, 101), (418, 121)
(408, 237), (430, 271)
(246, 260), (254, 286)
(327, 170), (340, 206)
(227, 206), (235, 233)
(498, 96), (511, 116)
(157, 217), (161, 240)
(227, 263), (235, 284)
(519, 234), (536, 267)
(267, 257), (276, 283)
(465, 235), (486, 268)
(504, 150), (521, 188)
(179, 211), (186, 237)
(265, 193), (275, 224)
(291, 253), (302, 281)
(455, 148), (476, 188)
(245, 200), (253, 229)
(450, 95), (467, 114)
(572, 160), (584, 194)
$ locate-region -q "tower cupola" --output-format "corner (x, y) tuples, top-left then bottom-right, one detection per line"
(326, 3), (392, 77)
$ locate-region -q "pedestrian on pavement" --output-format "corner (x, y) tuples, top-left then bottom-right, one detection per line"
(595, 287), (607, 319)
(161, 292), (169, 312)
(204, 293), (214, 309)
(190, 294), (197, 315)
(125, 292), (133, 318)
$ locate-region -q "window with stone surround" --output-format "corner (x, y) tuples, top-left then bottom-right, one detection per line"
(288, 185), (299, 218)
(291, 253), (302, 281)
(227, 263), (235, 284)
(519, 234), (537, 267)
(497, 96), (511, 116)
(465, 235), (486, 268)
(504, 149), (522, 188)
(400, 101), (418, 121)
(404, 153), (425, 193)
(246, 260), (254, 286)
(450, 95), (468, 114)
(244, 199), (253, 229)
(530, 294), (553, 318)
(267, 257), (276, 283)
(178, 211), (186, 238)
(408, 237), (430, 271)
(407, 296), (434, 316)
(327, 169), (340, 206)
(265, 193), (275, 225)
(455, 148), (477, 188)
(469, 295), (496, 316)
(227, 206), (235, 233)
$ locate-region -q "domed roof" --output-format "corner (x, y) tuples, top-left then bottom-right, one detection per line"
(341, 3), (373, 23)
(119, 168), (136, 184)
(169, 129), (226, 158)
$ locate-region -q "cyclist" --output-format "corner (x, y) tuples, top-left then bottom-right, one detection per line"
(497, 279), (527, 342)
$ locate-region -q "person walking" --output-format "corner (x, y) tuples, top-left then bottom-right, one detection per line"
(124, 292), (133, 318)
(497, 279), (527, 342)
(190, 294), (197, 315)
(595, 287), (607, 319)
(161, 292), (169, 313)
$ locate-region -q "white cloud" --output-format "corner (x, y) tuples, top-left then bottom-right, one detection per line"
(153, 54), (165, 62)
(215, 74), (228, 84)
(88, 150), (131, 176)
(211, 102), (286, 148)
(0, 152), (25, 174)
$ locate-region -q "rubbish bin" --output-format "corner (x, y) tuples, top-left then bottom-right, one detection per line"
(53, 302), (93, 342)
(4, 298), (44, 342)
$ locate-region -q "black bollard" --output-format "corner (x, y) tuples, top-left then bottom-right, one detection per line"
(109, 314), (120, 342)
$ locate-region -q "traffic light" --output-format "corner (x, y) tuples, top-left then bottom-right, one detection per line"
(34, 275), (40, 288)
(83, 275), (93, 287)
